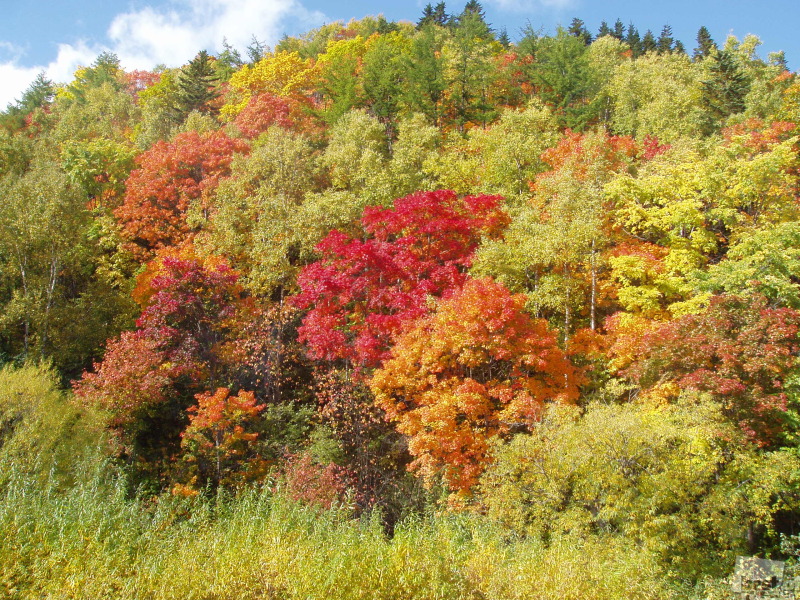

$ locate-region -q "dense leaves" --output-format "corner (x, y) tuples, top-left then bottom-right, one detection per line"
(2, 13), (800, 590)
(295, 190), (508, 367)
(372, 278), (579, 492)
(115, 130), (247, 260)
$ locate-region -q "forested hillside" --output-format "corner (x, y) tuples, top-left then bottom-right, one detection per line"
(1, 2), (800, 597)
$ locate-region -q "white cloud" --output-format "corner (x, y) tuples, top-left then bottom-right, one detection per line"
(0, 0), (325, 107)
(0, 41), (97, 107)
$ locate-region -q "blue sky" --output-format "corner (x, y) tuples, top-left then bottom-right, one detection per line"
(1, 0), (798, 107)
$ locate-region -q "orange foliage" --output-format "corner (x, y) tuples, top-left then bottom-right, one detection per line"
(115, 130), (247, 262)
(371, 277), (580, 494)
(180, 387), (267, 489)
(538, 129), (638, 180)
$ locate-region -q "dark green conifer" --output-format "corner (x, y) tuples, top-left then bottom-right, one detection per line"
(0, 72), (55, 132)
(432, 2), (448, 26)
(642, 30), (657, 53)
(418, 3), (436, 28)
(626, 24), (642, 56)
(174, 50), (220, 120)
(693, 26), (717, 60)
(702, 49), (751, 126)
(497, 28), (511, 49)
(246, 36), (268, 64)
(568, 18), (592, 45)
(657, 25), (674, 54)
(612, 19), (625, 40)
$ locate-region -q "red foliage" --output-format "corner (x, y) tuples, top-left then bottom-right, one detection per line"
(641, 135), (670, 160)
(115, 130), (248, 261)
(73, 330), (178, 428)
(281, 451), (347, 510)
(124, 70), (162, 97)
(722, 118), (797, 152)
(74, 256), (247, 446)
(293, 190), (509, 367)
(179, 387), (267, 489)
(617, 294), (800, 446)
(232, 93), (294, 139)
(136, 256), (244, 380)
(232, 92), (321, 139)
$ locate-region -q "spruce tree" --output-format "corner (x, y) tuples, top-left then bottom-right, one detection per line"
(626, 24), (642, 56)
(463, 0), (486, 19)
(702, 49), (751, 126)
(0, 72), (55, 132)
(432, 2), (448, 26)
(657, 25), (674, 54)
(693, 26), (717, 60)
(174, 50), (220, 120)
(418, 3), (436, 28)
(216, 39), (243, 81)
(498, 28), (511, 49)
(612, 19), (626, 40)
(568, 18), (592, 45)
(598, 21), (612, 38)
(642, 30), (657, 53)
(246, 36), (268, 64)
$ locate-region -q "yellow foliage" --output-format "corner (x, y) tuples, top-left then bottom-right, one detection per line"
(222, 51), (319, 119)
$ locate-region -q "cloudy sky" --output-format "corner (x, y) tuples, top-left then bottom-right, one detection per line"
(1, 0), (798, 107)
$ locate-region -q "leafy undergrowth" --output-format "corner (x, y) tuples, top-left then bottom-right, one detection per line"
(0, 476), (681, 600)
(0, 363), (708, 600)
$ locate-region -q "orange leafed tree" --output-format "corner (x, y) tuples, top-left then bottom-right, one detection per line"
(370, 277), (580, 494)
(115, 130), (247, 261)
(180, 387), (266, 490)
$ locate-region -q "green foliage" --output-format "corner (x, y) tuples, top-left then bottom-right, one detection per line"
(693, 222), (800, 308)
(0, 72), (55, 132)
(0, 159), (134, 373)
(531, 28), (601, 130)
(0, 363), (104, 485)
(701, 49), (751, 130)
(480, 399), (800, 580)
(174, 50), (221, 121)
(1, 12), (799, 596)
(209, 126), (321, 295)
(608, 51), (705, 141)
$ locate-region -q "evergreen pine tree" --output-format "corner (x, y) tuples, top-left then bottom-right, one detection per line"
(377, 16), (399, 34)
(693, 26), (717, 60)
(462, 0), (486, 19)
(418, 4), (436, 28)
(612, 19), (626, 40)
(0, 72), (55, 132)
(568, 18), (592, 45)
(433, 2), (448, 26)
(626, 24), (642, 56)
(598, 21), (612, 38)
(642, 30), (657, 53)
(657, 25), (674, 54)
(216, 39), (243, 81)
(174, 50), (220, 120)
(702, 49), (751, 126)
(246, 36), (268, 64)
(498, 28), (511, 49)
(673, 40), (686, 55)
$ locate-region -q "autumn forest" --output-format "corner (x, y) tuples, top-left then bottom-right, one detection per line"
(1, 2), (799, 598)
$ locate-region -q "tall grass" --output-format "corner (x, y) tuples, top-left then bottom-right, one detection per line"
(0, 364), (686, 599)
(0, 476), (682, 600)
